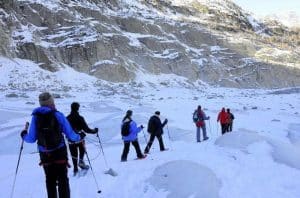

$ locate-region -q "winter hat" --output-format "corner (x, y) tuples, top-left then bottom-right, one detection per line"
(155, 111), (160, 115)
(39, 92), (54, 107)
(126, 110), (133, 117)
(71, 102), (80, 112)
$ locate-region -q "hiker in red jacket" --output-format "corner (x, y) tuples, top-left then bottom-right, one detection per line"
(217, 108), (229, 135)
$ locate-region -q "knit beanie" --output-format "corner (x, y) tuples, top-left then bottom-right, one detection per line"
(155, 111), (160, 115)
(71, 102), (80, 112)
(126, 110), (133, 117)
(39, 92), (54, 107)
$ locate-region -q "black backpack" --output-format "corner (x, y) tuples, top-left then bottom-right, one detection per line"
(36, 111), (63, 150)
(147, 116), (156, 134)
(121, 121), (131, 136)
(193, 110), (198, 122)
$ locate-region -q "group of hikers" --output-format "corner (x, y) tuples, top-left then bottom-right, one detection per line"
(193, 105), (235, 141)
(19, 92), (235, 198)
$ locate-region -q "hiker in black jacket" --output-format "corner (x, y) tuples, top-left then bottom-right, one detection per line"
(67, 102), (98, 175)
(144, 111), (168, 154)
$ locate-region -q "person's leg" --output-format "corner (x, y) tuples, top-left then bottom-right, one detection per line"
(78, 141), (87, 168)
(196, 127), (201, 142)
(43, 165), (58, 198)
(229, 122), (232, 131)
(222, 124), (227, 134)
(132, 140), (144, 158)
(144, 134), (155, 153)
(157, 134), (165, 151)
(68, 144), (78, 173)
(56, 164), (70, 198)
(121, 141), (130, 161)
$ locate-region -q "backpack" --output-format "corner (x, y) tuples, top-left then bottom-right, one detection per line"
(121, 121), (131, 136)
(193, 111), (198, 122)
(147, 116), (156, 134)
(36, 111), (63, 150)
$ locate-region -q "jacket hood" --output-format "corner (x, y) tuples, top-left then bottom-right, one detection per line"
(32, 106), (55, 115)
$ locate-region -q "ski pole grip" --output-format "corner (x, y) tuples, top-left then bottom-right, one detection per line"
(25, 122), (29, 130)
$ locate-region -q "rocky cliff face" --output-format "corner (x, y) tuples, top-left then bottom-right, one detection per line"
(0, 0), (300, 88)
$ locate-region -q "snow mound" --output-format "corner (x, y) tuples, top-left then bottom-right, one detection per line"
(215, 130), (300, 170)
(214, 130), (264, 151)
(148, 160), (221, 198)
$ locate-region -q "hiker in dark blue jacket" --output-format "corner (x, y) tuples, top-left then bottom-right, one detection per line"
(121, 110), (146, 161)
(144, 111), (168, 154)
(21, 92), (82, 198)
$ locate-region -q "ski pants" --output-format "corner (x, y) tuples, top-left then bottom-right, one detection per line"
(43, 163), (70, 198)
(69, 141), (85, 172)
(196, 124), (208, 142)
(121, 139), (143, 161)
(144, 133), (165, 153)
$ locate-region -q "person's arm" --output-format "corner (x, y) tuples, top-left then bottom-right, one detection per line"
(202, 112), (210, 120)
(131, 121), (142, 133)
(80, 116), (96, 134)
(22, 116), (37, 143)
(56, 112), (80, 142)
(217, 113), (220, 122)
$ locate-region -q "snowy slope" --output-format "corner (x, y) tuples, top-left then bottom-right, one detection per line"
(0, 56), (300, 198)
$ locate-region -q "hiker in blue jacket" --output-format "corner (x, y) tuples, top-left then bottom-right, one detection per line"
(21, 92), (83, 198)
(121, 110), (146, 161)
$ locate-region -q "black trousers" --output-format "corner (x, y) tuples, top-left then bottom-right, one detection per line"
(43, 163), (70, 198)
(144, 133), (165, 153)
(221, 124), (228, 135)
(69, 142), (85, 171)
(121, 140), (143, 161)
(227, 122), (233, 132)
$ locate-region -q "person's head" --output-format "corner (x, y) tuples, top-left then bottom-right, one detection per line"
(221, 107), (225, 112)
(39, 92), (55, 108)
(155, 111), (160, 117)
(71, 102), (80, 112)
(197, 105), (201, 110)
(126, 110), (133, 117)
(227, 108), (230, 113)
(122, 110), (133, 122)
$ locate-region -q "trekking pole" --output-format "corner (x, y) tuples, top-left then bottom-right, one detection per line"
(10, 139), (24, 198)
(208, 120), (213, 137)
(85, 150), (101, 194)
(142, 129), (148, 144)
(166, 124), (173, 150)
(96, 132), (108, 168)
(96, 132), (117, 176)
(10, 122), (28, 198)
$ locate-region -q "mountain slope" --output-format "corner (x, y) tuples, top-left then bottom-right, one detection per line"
(0, 0), (300, 89)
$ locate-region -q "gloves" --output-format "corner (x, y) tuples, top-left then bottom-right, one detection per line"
(20, 130), (27, 138)
(79, 132), (86, 139)
(94, 128), (99, 133)
(207, 116), (210, 120)
(140, 125), (144, 129)
(163, 119), (168, 125)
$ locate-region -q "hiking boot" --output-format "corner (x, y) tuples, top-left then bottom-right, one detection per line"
(160, 148), (169, 152)
(203, 137), (209, 141)
(78, 160), (89, 169)
(137, 154), (147, 160)
(73, 169), (78, 176)
(121, 159), (127, 162)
